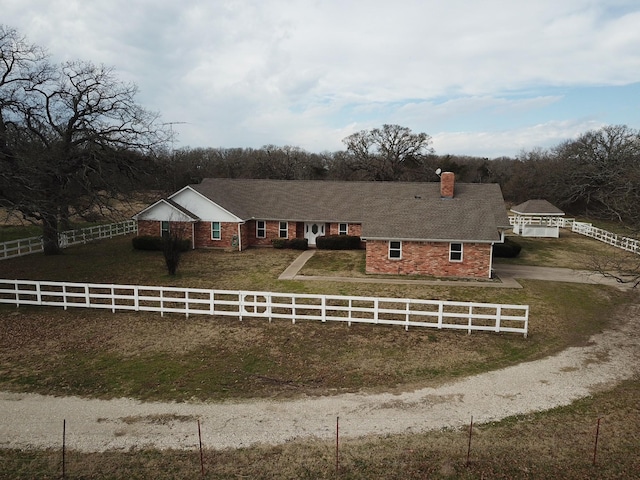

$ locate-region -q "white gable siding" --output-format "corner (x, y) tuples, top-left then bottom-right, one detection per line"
(136, 202), (193, 222)
(171, 188), (240, 222)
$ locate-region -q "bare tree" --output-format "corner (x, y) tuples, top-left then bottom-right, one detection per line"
(588, 251), (640, 288)
(1, 26), (171, 254)
(552, 125), (640, 227)
(342, 124), (434, 181)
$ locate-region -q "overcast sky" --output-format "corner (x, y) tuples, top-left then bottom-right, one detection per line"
(4, 0), (640, 157)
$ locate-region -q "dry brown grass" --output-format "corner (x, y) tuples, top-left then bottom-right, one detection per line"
(1, 230), (639, 478)
(0, 235), (633, 402)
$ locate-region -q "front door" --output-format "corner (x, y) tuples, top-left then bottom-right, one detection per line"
(304, 222), (325, 246)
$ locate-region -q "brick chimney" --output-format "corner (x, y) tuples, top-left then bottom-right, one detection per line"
(440, 171), (455, 198)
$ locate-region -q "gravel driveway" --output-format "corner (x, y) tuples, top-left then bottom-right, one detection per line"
(2, 302), (638, 453)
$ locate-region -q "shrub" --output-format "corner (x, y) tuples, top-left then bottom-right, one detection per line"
(271, 238), (308, 250)
(132, 235), (164, 251)
(271, 239), (287, 249)
(288, 238), (308, 250)
(493, 237), (522, 258)
(132, 235), (190, 252)
(316, 235), (362, 250)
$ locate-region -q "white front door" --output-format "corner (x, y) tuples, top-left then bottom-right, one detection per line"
(304, 222), (325, 246)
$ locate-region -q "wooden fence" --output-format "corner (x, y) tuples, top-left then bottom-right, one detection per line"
(0, 220), (137, 260)
(0, 280), (529, 336)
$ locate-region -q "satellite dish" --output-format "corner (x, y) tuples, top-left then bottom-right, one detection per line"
(435, 168), (442, 176)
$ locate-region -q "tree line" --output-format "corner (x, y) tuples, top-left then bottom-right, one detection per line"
(159, 124), (640, 230)
(2, 25), (639, 258)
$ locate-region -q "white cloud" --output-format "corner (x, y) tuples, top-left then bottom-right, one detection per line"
(3, 0), (640, 155)
(432, 119), (605, 158)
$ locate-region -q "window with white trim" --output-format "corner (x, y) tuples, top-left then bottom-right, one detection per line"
(449, 242), (463, 262)
(256, 220), (266, 238)
(161, 221), (170, 237)
(389, 240), (402, 259)
(338, 223), (348, 235)
(279, 221), (288, 238)
(211, 222), (221, 240)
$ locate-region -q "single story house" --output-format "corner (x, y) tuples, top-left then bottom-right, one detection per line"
(510, 199), (565, 238)
(133, 173), (511, 278)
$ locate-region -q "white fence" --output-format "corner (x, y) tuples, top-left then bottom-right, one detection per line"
(508, 216), (575, 228)
(571, 221), (640, 255)
(0, 279), (529, 337)
(0, 220), (137, 260)
(509, 215), (640, 255)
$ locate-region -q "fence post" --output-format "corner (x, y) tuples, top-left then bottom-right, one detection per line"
(593, 417), (602, 466)
(466, 415), (473, 467)
(405, 301), (410, 331)
(62, 419), (66, 479)
(336, 416), (340, 474)
(198, 419), (205, 478)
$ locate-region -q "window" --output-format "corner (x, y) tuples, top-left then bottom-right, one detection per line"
(338, 223), (348, 235)
(450, 242), (463, 262)
(211, 222), (221, 240)
(256, 220), (266, 238)
(389, 240), (402, 259)
(161, 221), (170, 238)
(279, 221), (288, 238)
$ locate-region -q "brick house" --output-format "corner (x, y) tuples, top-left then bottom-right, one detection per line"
(133, 173), (511, 278)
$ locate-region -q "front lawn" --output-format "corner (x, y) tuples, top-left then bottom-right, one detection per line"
(0, 235), (632, 402)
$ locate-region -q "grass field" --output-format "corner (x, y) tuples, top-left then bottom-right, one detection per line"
(1, 230), (639, 478)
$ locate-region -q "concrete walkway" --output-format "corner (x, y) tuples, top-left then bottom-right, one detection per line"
(278, 250), (631, 290)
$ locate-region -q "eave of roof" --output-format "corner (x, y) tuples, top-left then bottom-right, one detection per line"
(511, 199), (564, 216)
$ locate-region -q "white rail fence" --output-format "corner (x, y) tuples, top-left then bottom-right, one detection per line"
(571, 221), (640, 255)
(509, 216), (639, 255)
(0, 280), (529, 337)
(0, 220), (137, 260)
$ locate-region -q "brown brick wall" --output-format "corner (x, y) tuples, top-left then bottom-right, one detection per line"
(365, 240), (492, 278)
(194, 221), (239, 249)
(441, 171), (455, 198)
(245, 220), (297, 247)
(327, 223), (362, 236)
(137, 220), (194, 248)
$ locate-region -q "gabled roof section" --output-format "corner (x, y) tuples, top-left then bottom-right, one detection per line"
(133, 198), (200, 222)
(511, 199), (564, 216)
(361, 183), (509, 242)
(188, 178), (510, 242)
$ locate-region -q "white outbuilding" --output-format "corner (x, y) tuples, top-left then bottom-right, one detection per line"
(510, 199), (565, 238)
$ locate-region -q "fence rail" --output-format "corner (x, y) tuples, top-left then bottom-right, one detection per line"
(571, 221), (640, 255)
(0, 279), (529, 336)
(0, 220), (137, 260)
(508, 216), (575, 228)
(509, 215), (640, 255)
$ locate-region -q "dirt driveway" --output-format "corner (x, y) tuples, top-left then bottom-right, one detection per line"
(1, 301), (638, 453)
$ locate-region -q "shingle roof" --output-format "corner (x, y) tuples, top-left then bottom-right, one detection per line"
(511, 199), (565, 215)
(190, 178), (510, 242)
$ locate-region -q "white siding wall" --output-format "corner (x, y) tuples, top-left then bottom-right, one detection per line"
(136, 202), (193, 221)
(170, 188), (240, 222)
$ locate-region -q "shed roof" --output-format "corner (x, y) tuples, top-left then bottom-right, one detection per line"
(510, 199), (565, 216)
(188, 178), (510, 242)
